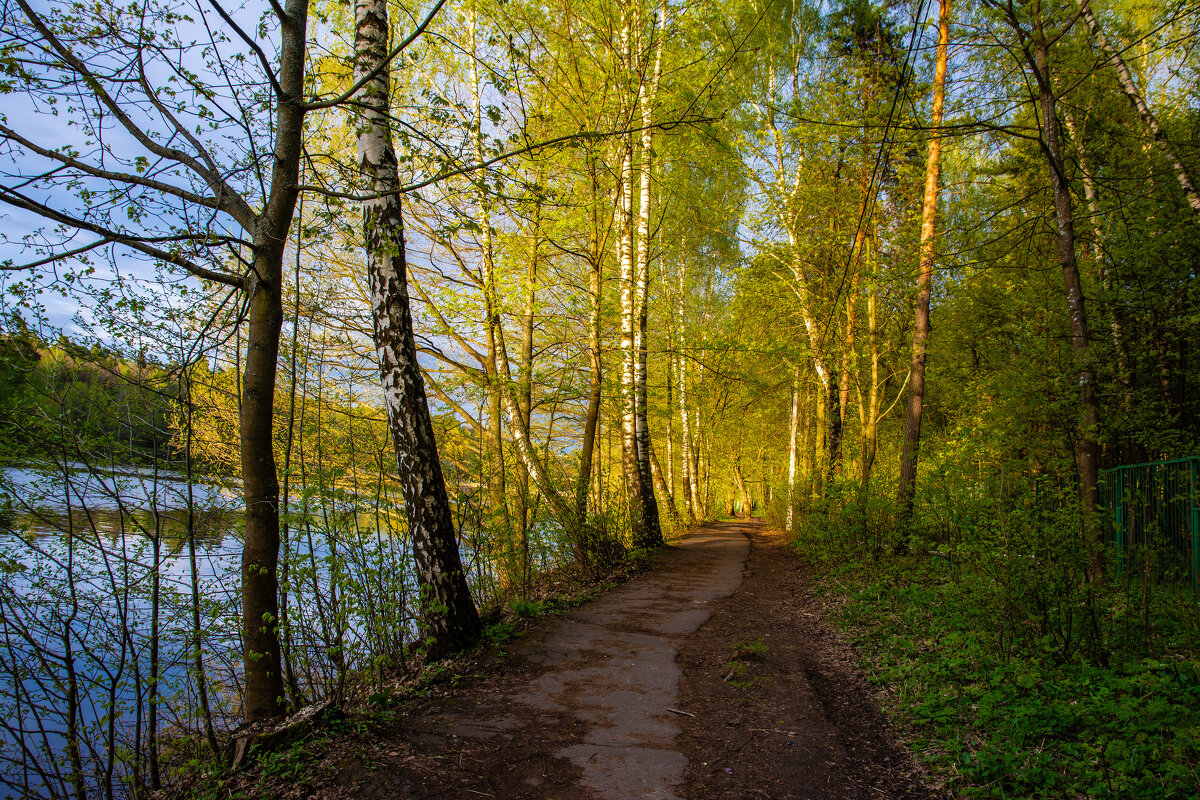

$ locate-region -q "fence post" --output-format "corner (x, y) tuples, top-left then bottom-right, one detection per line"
(1191, 459), (1199, 591)
(1115, 467), (1126, 575)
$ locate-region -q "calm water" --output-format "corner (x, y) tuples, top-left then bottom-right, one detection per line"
(0, 464), (423, 797)
(0, 462), (555, 797)
(0, 464), (244, 798)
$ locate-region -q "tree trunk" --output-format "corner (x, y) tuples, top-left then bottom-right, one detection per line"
(797, 385), (810, 498)
(1064, 109), (1135, 425)
(238, 0), (311, 723)
(240, 254), (288, 721)
(732, 455), (753, 517)
(486, 336), (510, 533)
(838, 239), (864, 455)
(860, 278), (881, 487)
(825, 378), (842, 485)
(679, 349), (696, 521)
(897, 0), (949, 516)
(785, 362), (802, 532)
(812, 376), (825, 499)
(478, 263), (580, 539)
(1077, 0), (1200, 220)
(786, 242), (836, 490)
(632, 7), (664, 548)
(677, 259), (699, 521)
(1031, 33), (1104, 577)
(354, 0), (480, 655)
(513, 195), (540, 587)
(575, 158), (604, 524)
(471, 14), (511, 542)
(666, 350), (675, 497)
(648, 439), (683, 530)
(616, 101), (643, 542)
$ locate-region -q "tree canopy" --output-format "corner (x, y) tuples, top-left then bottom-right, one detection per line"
(1, 0), (1199, 794)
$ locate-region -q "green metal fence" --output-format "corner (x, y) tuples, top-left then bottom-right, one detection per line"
(1099, 458), (1200, 588)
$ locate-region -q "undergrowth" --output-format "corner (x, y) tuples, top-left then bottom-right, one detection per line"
(796, 486), (1200, 799)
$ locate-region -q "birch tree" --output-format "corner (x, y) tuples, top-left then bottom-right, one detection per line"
(1076, 0), (1200, 221)
(352, 0), (481, 654)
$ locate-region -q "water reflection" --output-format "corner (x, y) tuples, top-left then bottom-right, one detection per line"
(0, 462), (567, 798)
(0, 463), (422, 799)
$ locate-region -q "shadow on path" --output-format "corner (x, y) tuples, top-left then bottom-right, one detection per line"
(287, 521), (936, 800)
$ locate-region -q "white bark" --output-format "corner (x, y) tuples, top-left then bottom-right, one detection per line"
(1078, 0), (1200, 219)
(785, 361), (802, 533)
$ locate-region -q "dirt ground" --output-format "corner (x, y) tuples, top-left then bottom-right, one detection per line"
(673, 525), (937, 800)
(247, 521), (939, 799)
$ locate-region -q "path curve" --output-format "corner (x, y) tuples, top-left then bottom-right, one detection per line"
(274, 522), (936, 800)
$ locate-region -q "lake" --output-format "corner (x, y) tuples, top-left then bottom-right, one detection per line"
(0, 462), (426, 799)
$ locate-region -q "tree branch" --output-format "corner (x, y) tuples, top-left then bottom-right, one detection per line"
(304, 0), (451, 111)
(0, 188), (247, 289)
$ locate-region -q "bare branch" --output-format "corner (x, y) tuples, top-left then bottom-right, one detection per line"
(304, 0), (451, 111)
(0, 125), (239, 221)
(298, 116), (715, 200)
(12, 0), (257, 229)
(0, 187), (247, 289)
(205, 0), (286, 100)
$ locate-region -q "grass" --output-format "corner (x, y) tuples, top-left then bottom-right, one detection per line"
(802, 527), (1200, 798)
(724, 637), (770, 690)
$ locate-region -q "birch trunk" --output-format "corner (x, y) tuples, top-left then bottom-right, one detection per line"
(649, 439), (683, 530)
(787, 241), (836, 489)
(632, 5), (664, 548)
(897, 0), (949, 516)
(616, 55), (643, 541)
(732, 456), (753, 517)
(354, 0), (480, 655)
(679, 348), (696, 521)
(1077, 0), (1200, 220)
(676, 255), (699, 521)
(666, 349), (675, 501)
(785, 362), (802, 533)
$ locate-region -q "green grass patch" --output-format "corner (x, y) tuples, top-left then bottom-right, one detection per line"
(802, 511), (1200, 798)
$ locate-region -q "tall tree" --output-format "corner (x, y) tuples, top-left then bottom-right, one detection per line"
(1076, 0), (1200, 220)
(897, 0), (950, 515)
(616, 3), (647, 544)
(988, 0), (1103, 574)
(632, 0), (665, 547)
(353, 0), (481, 653)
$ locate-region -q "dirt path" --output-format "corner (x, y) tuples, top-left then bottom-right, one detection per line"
(289, 522), (936, 799)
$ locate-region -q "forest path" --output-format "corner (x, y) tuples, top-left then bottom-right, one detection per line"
(302, 522), (937, 800)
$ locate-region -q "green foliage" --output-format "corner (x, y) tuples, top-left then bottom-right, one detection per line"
(483, 619), (519, 645)
(508, 598), (545, 618)
(800, 490), (1200, 798)
(0, 329), (181, 465)
(732, 637), (769, 659)
(257, 740), (317, 789)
